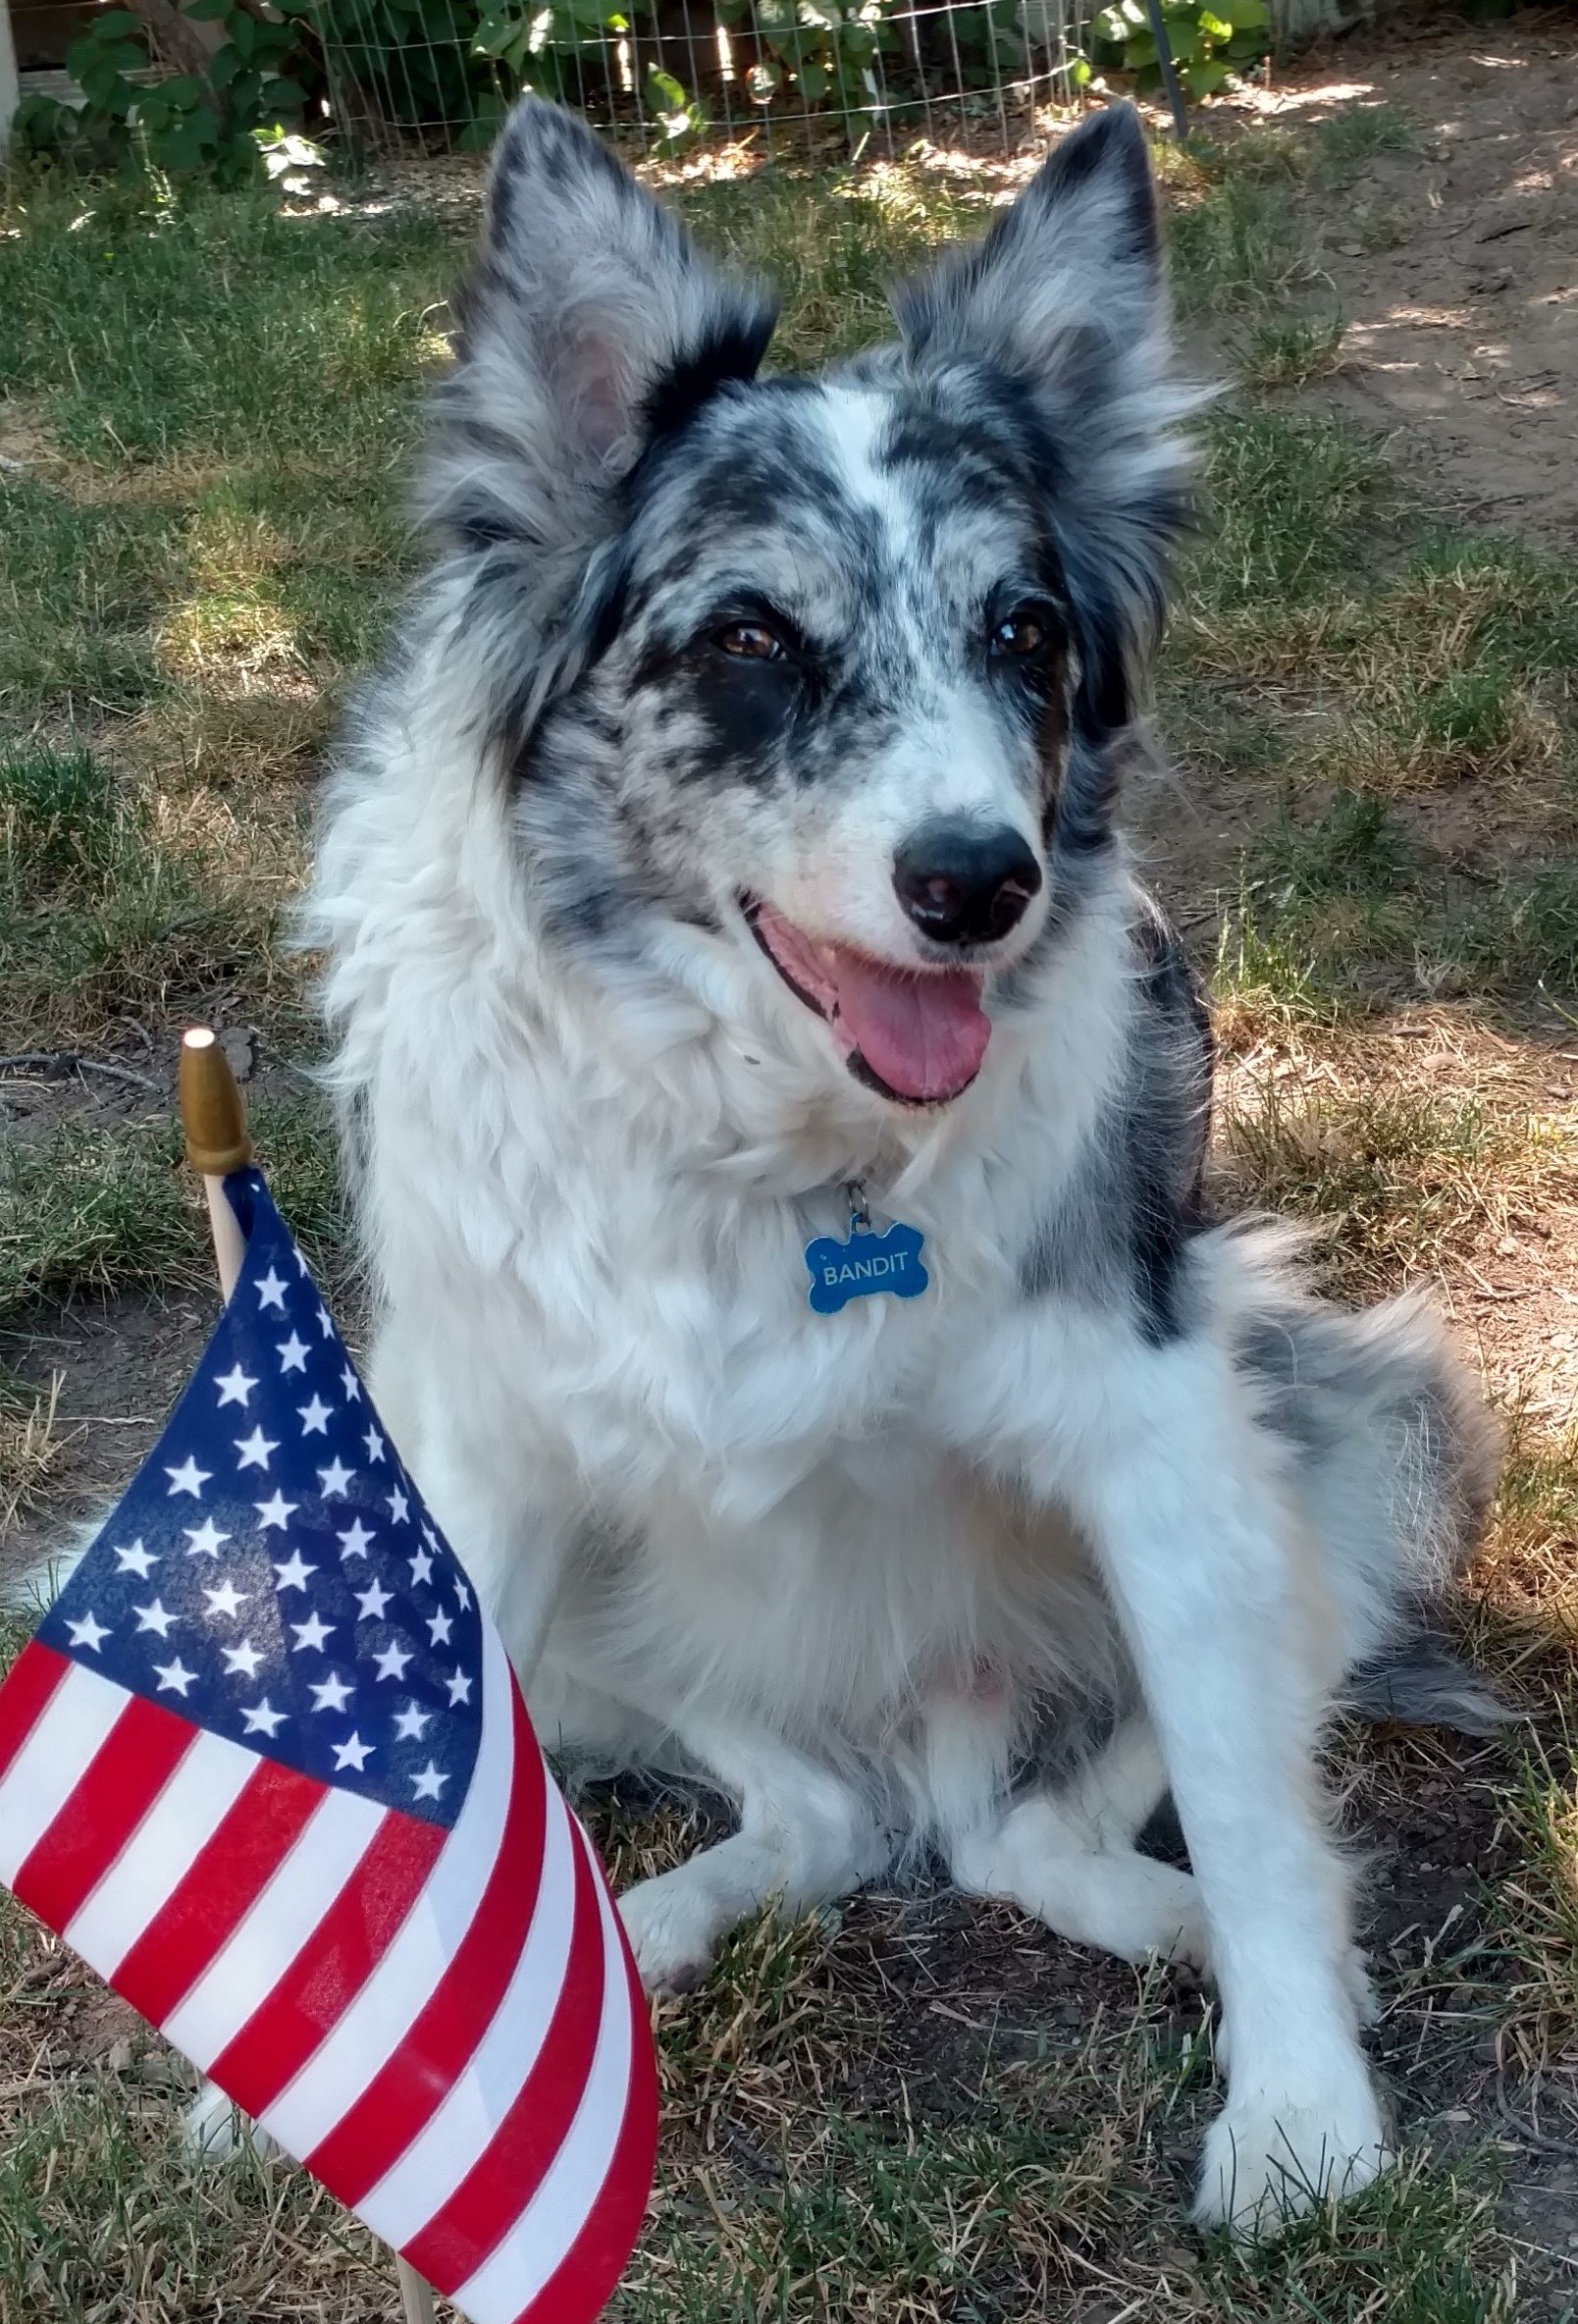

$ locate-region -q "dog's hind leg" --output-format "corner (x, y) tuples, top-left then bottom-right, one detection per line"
(929, 1694), (1206, 1969)
(617, 1725), (891, 1995)
(946, 1712), (1207, 1971)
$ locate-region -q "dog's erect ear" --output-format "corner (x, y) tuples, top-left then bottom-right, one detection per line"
(892, 105), (1197, 709)
(428, 101), (776, 551)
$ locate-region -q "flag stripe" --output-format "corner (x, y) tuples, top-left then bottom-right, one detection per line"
(400, 1811), (605, 2292)
(0, 1641), (70, 1786)
(451, 1827), (645, 2324)
(0, 1658), (133, 1886)
(209, 1807), (447, 2121)
(513, 1965), (660, 2324)
(353, 1786), (580, 2246)
(268, 1626), (528, 2174)
(111, 1758), (325, 2027)
(163, 1784), (386, 2071)
(11, 1691), (196, 1934)
(68, 1729), (264, 1981)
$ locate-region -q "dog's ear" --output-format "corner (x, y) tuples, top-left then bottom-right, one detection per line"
(428, 101), (776, 551)
(891, 105), (1197, 713)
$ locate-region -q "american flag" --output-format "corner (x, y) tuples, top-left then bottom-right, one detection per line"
(0, 1169), (657, 2324)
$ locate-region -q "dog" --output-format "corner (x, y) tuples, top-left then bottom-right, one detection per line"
(308, 97), (1499, 2233)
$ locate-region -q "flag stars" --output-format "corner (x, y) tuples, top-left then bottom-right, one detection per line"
(241, 1697), (286, 1738)
(223, 1640), (264, 1681)
(133, 1600), (177, 1638)
(373, 1641), (412, 1684)
(114, 1540), (157, 1580)
(277, 1333), (309, 1375)
(316, 1302), (335, 1340)
(445, 1669), (473, 1708)
(333, 1732), (373, 1774)
(407, 1547), (434, 1589)
(153, 1657), (197, 1698)
(427, 1609), (453, 1648)
(409, 1763), (448, 1804)
(309, 1672), (354, 1716)
(454, 1578), (472, 1612)
(355, 1579), (393, 1622)
(203, 1579), (248, 1621)
(386, 1485), (409, 1526)
(297, 1395), (332, 1436)
(165, 1455), (211, 1500)
(362, 1426), (387, 1464)
(184, 1518), (232, 1559)
(338, 1518), (375, 1563)
(273, 1550), (318, 1593)
(235, 1426), (278, 1472)
(67, 1611), (111, 1653)
(341, 1365), (361, 1402)
(290, 1611), (335, 1655)
(255, 1490), (297, 1532)
(255, 1266), (289, 1313)
(393, 1703), (431, 1741)
(317, 1457), (354, 1500)
(215, 1364), (257, 1409)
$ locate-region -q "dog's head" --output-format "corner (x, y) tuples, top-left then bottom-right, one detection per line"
(426, 101), (1195, 1110)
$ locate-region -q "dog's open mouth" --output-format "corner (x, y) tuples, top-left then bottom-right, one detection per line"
(744, 898), (990, 1105)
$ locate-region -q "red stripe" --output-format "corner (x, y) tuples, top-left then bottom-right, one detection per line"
(206, 1807), (446, 2120)
(114, 1759), (325, 2027)
(11, 1691), (196, 1933)
(401, 1817), (606, 2293)
(0, 1641), (71, 1782)
(512, 1937), (660, 2324)
(306, 1686), (546, 2203)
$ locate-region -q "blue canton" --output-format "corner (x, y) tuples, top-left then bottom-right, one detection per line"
(39, 1172), (483, 1829)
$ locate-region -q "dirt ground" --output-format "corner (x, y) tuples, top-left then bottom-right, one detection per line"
(1247, 12), (1578, 543)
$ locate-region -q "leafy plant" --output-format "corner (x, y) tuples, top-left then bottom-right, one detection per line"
(24, 0), (315, 182)
(715, 0), (897, 117)
(1092, 0), (1267, 99)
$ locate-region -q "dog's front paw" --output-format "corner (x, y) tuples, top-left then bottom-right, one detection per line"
(618, 1868), (725, 1996)
(1193, 2067), (1391, 2238)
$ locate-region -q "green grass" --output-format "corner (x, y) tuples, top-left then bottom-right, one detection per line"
(0, 1095), (345, 1330)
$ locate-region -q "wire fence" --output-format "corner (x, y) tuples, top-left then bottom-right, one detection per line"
(305, 0), (1093, 160)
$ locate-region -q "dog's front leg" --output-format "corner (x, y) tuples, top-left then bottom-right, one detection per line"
(952, 1311), (1388, 2234)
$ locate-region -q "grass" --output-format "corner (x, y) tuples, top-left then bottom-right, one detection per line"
(3, 85), (1578, 2324)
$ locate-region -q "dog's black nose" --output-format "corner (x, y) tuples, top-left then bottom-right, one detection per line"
(893, 821), (1043, 947)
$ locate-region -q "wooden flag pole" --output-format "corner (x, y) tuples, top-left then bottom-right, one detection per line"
(177, 1025), (441, 2324)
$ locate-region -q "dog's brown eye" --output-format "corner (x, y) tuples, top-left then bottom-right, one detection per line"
(714, 622), (785, 662)
(990, 609), (1047, 660)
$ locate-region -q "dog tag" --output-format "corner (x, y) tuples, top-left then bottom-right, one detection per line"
(805, 1194), (928, 1316)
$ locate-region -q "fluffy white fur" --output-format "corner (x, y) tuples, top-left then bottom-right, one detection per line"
(292, 103), (1497, 2237)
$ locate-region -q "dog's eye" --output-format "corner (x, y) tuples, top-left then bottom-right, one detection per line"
(714, 622), (785, 663)
(989, 608), (1049, 660)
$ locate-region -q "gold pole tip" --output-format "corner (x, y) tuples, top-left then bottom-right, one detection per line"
(179, 1027), (253, 1177)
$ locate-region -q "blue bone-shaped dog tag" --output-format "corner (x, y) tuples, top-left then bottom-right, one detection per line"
(805, 1218), (928, 1315)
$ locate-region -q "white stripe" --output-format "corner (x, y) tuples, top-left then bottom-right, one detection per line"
(356, 1783), (580, 2247)
(65, 1726), (258, 1982)
(449, 1822), (637, 2324)
(163, 1782), (386, 2069)
(260, 1625), (521, 2165)
(0, 1661), (132, 1885)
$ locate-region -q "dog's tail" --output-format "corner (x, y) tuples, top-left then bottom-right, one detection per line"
(1234, 1252), (1506, 1737)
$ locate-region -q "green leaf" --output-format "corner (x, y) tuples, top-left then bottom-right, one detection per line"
(1183, 54), (1229, 90)
(1198, 9), (1233, 36)
(1219, 0), (1266, 23)
(1121, 27), (1156, 63)
(798, 54), (826, 96)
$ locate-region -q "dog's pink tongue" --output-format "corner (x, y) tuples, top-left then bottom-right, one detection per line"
(828, 948), (990, 1102)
